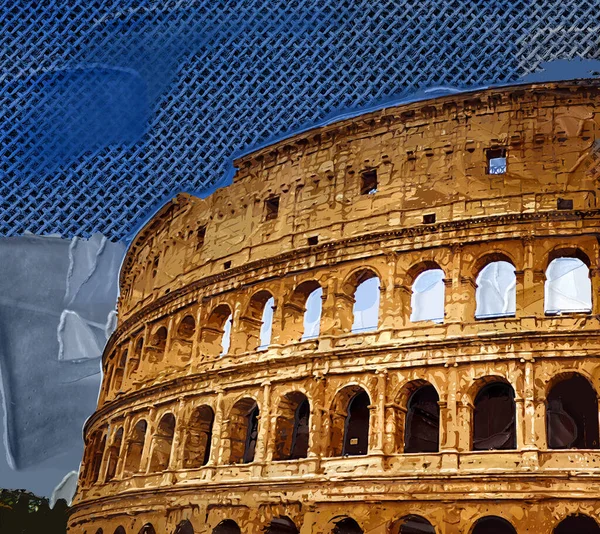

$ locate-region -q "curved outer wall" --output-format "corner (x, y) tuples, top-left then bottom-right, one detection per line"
(71, 80), (600, 534)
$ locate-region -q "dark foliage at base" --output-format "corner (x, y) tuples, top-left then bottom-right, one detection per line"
(0, 489), (68, 534)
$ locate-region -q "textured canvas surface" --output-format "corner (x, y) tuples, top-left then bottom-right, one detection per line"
(4, 1), (600, 240)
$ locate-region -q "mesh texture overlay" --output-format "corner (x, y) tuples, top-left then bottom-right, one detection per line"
(3, 1), (600, 240)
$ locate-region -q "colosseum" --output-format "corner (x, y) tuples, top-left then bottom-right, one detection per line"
(69, 79), (600, 534)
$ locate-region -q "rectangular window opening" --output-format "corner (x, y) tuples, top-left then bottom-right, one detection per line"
(486, 148), (507, 175)
(223, 261), (231, 270)
(423, 213), (436, 224)
(360, 169), (378, 195)
(196, 225), (206, 250)
(557, 198), (573, 210)
(308, 236), (319, 246)
(264, 195), (280, 220)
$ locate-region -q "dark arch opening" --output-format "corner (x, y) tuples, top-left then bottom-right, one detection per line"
(149, 413), (176, 472)
(472, 516), (516, 534)
(183, 405), (214, 468)
(213, 520), (241, 534)
(473, 382), (516, 451)
(139, 525), (157, 534)
(178, 315), (196, 338)
(333, 518), (363, 534)
(175, 519), (195, 534)
(343, 391), (370, 456)
(404, 385), (440, 453)
(274, 393), (310, 461)
(114, 528), (126, 534)
(266, 517), (299, 534)
(123, 419), (147, 475)
(392, 515), (435, 534)
(228, 398), (259, 464)
(547, 374), (599, 449)
(554, 514), (600, 534)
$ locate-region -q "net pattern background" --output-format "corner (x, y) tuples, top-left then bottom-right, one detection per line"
(3, 0), (600, 241)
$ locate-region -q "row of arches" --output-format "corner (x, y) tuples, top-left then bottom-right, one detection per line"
(91, 513), (600, 534)
(84, 372), (599, 486)
(105, 251), (595, 400)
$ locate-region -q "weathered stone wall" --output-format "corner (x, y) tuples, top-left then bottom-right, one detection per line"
(70, 81), (600, 534)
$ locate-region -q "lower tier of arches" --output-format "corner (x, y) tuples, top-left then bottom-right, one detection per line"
(69, 487), (600, 534)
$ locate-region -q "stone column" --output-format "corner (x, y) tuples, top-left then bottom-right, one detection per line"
(440, 363), (459, 471)
(372, 370), (387, 454)
(590, 268), (600, 315)
(320, 278), (348, 338)
(521, 359), (540, 468)
(168, 398), (187, 470)
(142, 407), (157, 474)
(98, 424), (115, 484)
(253, 382), (272, 466)
(115, 417), (133, 479)
(191, 300), (204, 366)
(269, 279), (288, 345)
(164, 315), (176, 357)
(308, 373), (327, 463)
(521, 236), (544, 317)
(209, 389), (225, 466)
(122, 338), (136, 388)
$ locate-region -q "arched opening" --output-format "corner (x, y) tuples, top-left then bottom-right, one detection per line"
(183, 405), (214, 468)
(227, 398), (259, 464)
(351, 274), (380, 333)
(266, 517), (299, 534)
(475, 260), (516, 319)
(112, 349), (128, 392)
(200, 304), (233, 357)
(302, 286), (322, 340)
(471, 516), (516, 534)
(259, 296), (275, 349)
(473, 382), (516, 451)
(273, 392), (310, 461)
(547, 374), (599, 449)
(89, 431), (106, 484)
(123, 419), (147, 475)
(174, 315), (196, 362)
(239, 290), (275, 351)
(128, 336), (143, 377)
(105, 426), (124, 481)
(114, 528), (126, 534)
(410, 269), (445, 323)
(329, 386), (370, 457)
(95, 530), (103, 534)
(139, 525), (156, 534)
(148, 325), (167, 362)
(212, 520), (241, 534)
(149, 413), (176, 472)
(390, 515), (435, 534)
(554, 514), (600, 534)
(545, 256), (592, 314)
(332, 518), (363, 534)
(175, 519), (195, 534)
(404, 385), (440, 453)
(282, 281), (322, 342)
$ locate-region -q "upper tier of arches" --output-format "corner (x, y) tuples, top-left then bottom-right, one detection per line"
(102, 237), (600, 403)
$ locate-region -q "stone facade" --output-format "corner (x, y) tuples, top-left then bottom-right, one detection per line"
(69, 80), (600, 534)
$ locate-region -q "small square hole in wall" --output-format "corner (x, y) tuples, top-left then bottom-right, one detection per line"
(423, 213), (436, 224)
(557, 198), (573, 210)
(264, 195), (280, 220)
(223, 261), (231, 270)
(486, 148), (507, 175)
(196, 225), (206, 250)
(308, 236), (318, 246)
(360, 169), (378, 195)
